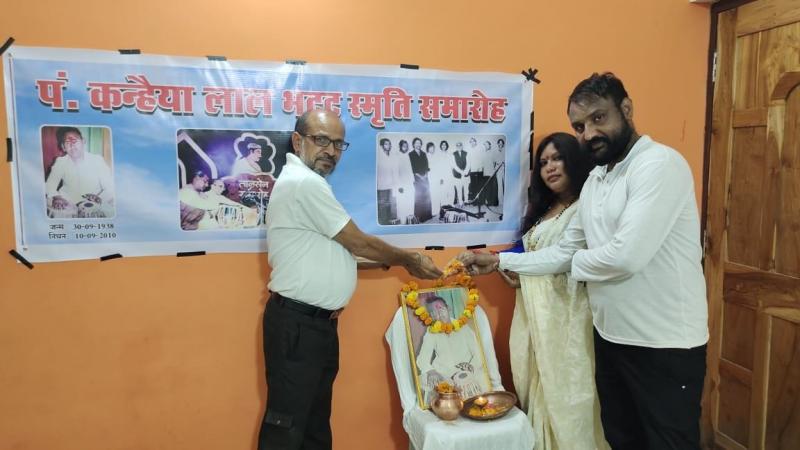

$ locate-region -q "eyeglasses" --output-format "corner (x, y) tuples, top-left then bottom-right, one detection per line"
(301, 134), (350, 151)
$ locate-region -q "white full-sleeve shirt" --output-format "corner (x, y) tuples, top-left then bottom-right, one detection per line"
(45, 152), (114, 204)
(500, 135), (708, 349)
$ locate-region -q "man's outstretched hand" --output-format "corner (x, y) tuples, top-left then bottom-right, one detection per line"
(404, 252), (442, 279)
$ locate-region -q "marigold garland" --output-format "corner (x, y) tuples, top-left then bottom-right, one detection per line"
(402, 259), (479, 334)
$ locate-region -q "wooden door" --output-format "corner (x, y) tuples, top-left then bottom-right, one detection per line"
(704, 1), (800, 449)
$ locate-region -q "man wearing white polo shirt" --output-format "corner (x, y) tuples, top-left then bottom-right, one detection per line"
(459, 73), (708, 450)
(258, 109), (441, 450)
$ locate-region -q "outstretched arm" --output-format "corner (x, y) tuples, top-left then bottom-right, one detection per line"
(571, 154), (693, 281)
(334, 220), (442, 279)
(457, 210), (586, 276)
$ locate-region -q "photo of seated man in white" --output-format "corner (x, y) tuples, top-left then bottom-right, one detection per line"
(43, 126), (115, 219)
(403, 287), (492, 408)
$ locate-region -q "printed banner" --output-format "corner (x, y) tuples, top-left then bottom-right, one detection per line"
(3, 46), (533, 262)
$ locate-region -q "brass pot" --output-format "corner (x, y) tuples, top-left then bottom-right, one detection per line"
(430, 391), (463, 421)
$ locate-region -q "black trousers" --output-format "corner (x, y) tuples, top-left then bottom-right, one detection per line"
(593, 329), (706, 450)
(413, 177), (432, 223)
(258, 296), (340, 450)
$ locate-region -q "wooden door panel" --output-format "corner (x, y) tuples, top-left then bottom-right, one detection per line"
(736, 0), (800, 36)
(764, 311), (800, 449)
(719, 374), (752, 445)
(734, 33), (763, 110)
(758, 23), (800, 98)
(722, 302), (757, 369)
(727, 126), (770, 269)
(775, 86), (800, 277)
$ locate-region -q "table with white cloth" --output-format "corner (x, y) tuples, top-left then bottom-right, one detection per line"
(386, 306), (535, 450)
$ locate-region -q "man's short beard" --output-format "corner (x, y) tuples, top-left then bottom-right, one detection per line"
(313, 157), (336, 177)
(313, 167), (331, 176)
(585, 119), (633, 166)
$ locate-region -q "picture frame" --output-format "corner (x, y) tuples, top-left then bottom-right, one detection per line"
(399, 286), (492, 409)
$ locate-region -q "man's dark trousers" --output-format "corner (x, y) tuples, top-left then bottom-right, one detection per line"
(258, 295), (339, 450)
(593, 329), (706, 450)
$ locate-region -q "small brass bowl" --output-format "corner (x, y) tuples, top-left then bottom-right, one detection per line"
(461, 391), (517, 421)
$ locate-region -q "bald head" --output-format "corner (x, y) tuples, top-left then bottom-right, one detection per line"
(291, 109), (346, 177)
(294, 109), (344, 137)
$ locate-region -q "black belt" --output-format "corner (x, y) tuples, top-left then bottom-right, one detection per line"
(271, 292), (342, 320)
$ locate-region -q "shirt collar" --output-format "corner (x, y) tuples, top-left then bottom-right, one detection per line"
(285, 152), (326, 182)
(590, 135), (652, 179)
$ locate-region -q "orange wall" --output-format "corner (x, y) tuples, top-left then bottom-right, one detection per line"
(0, 1), (710, 449)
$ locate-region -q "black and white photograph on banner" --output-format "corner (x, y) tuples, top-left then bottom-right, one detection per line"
(176, 129), (292, 231)
(42, 125), (116, 219)
(376, 133), (506, 226)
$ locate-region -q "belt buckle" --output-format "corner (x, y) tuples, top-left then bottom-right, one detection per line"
(329, 309), (342, 320)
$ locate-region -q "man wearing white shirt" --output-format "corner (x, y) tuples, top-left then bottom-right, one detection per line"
(259, 110), (441, 450)
(459, 73), (708, 450)
(231, 142), (263, 176)
(376, 138), (401, 224)
(46, 127), (114, 217)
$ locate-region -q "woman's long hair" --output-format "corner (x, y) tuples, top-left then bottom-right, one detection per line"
(520, 132), (595, 234)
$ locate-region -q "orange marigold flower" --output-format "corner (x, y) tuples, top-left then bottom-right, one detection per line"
(436, 381), (455, 394)
(424, 317), (433, 325)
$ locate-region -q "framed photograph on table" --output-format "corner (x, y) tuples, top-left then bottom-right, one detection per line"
(399, 286), (492, 409)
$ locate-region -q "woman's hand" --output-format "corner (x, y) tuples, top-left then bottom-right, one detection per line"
(455, 251), (499, 276)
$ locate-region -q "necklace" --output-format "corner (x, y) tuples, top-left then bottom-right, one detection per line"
(527, 199), (575, 250)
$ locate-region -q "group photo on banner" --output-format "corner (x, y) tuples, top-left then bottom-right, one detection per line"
(3, 47), (533, 262)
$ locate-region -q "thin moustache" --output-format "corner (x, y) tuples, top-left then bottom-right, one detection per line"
(588, 137), (610, 149)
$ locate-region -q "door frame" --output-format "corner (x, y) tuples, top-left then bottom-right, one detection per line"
(700, 1), (756, 447)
